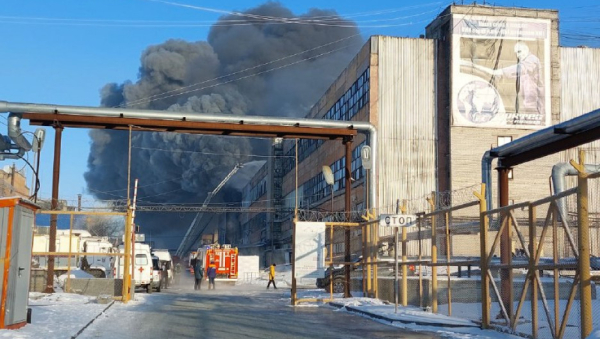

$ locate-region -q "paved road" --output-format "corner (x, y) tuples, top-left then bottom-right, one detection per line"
(79, 276), (443, 339)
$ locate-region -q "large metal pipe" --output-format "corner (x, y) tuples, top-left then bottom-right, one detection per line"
(344, 138), (352, 298)
(498, 167), (513, 319)
(7, 113), (32, 152)
(0, 100), (378, 212)
(482, 151), (494, 212)
(551, 162), (600, 222)
(0, 112), (32, 160)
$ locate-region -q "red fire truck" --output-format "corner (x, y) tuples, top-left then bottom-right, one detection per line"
(198, 244), (238, 281)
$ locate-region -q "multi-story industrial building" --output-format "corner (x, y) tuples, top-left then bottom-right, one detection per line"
(240, 4), (600, 265)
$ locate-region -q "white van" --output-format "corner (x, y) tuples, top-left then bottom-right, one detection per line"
(80, 236), (115, 278)
(152, 249), (173, 287)
(115, 243), (154, 293)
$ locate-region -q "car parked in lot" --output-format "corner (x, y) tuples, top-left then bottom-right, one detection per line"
(316, 256), (403, 293)
(316, 255), (363, 293)
(316, 267), (346, 293)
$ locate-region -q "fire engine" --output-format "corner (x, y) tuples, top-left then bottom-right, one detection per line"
(197, 244), (238, 281)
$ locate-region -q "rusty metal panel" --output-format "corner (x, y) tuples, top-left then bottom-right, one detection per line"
(376, 36), (437, 213)
(22, 113), (357, 140)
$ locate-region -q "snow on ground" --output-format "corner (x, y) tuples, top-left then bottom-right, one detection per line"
(291, 289), (523, 339)
(3, 276), (600, 339)
(1, 292), (110, 339)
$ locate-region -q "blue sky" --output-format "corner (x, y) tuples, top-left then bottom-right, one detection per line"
(1, 0), (598, 205)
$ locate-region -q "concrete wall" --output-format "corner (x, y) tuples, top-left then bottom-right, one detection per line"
(66, 279), (123, 297)
(351, 276), (595, 306)
(451, 128), (561, 206)
(30, 269), (122, 297)
(29, 269), (47, 293)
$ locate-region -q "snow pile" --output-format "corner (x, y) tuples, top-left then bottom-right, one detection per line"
(56, 269), (95, 289)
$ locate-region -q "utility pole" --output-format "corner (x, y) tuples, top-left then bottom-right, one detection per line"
(344, 138), (353, 298)
(10, 163), (15, 195)
(45, 124), (63, 293)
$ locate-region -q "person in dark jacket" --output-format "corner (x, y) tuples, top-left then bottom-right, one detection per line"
(194, 258), (204, 290)
(207, 262), (217, 290)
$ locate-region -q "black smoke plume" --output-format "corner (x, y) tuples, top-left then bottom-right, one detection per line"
(84, 2), (363, 249)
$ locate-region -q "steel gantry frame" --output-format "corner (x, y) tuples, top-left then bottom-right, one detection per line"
(483, 107), (600, 338)
(0, 100), (377, 298)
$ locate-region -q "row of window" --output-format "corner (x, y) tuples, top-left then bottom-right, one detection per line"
(243, 67), (371, 208)
(242, 177), (267, 207)
(299, 141), (366, 208)
(282, 68), (370, 176)
(240, 212), (267, 244)
(323, 68), (370, 122)
(351, 143), (365, 182)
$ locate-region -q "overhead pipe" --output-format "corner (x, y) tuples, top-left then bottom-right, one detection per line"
(554, 108), (600, 134)
(0, 100), (378, 217)
(491, 108), (600, 166)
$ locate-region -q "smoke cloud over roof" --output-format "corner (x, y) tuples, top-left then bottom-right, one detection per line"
(84, 2), (362, 249)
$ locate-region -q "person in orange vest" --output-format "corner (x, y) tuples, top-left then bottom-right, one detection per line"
(267, 263), (277, 289)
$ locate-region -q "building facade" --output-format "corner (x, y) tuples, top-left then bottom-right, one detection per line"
(240, 4), (600, 266)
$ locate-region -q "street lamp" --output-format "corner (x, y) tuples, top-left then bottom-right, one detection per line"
(322, 165), (334, 213)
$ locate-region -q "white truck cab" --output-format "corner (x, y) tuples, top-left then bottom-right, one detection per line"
(80, 236), (115, 278)
(151, 249), (174, 287)
(115, 243), (154, 293)
(151, 256), (162, 292)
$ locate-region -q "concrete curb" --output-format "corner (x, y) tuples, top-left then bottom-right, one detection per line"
(329, 302), (479, 328)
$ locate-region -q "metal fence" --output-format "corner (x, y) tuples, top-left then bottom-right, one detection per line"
(296, 159), (600, 338)
(387, 176), (598, 338)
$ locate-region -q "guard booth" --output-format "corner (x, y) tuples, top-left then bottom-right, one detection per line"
(0, 197), (38, 329)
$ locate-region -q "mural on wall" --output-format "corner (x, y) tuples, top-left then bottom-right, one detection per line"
(452, 15), (551, 129)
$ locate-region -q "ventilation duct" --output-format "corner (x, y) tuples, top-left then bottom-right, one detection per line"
(7, 113), (31, 152)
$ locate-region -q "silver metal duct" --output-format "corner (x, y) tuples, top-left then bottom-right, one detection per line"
(0, 112), (32, 160)
(0, 100), (378, 212)
(551, 162), (600, 222)
(7, 113), (32, 152)
(481, 150), (493, 212)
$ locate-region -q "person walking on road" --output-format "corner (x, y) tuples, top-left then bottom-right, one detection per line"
(267, 263), (277, 289)
(207, 261), (217, 290)
(194, 258), (204, 290)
